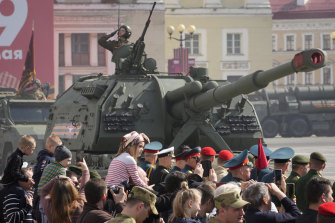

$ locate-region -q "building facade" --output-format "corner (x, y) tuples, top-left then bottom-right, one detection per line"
(270, 0), (335, 87)
(54, 0), (165, 96)
(165, 0), (273, 81)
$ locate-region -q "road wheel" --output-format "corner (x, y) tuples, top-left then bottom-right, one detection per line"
(289, 118), (309, 137)
(0, 144), (13, 175)
(262, 118), (279, 138)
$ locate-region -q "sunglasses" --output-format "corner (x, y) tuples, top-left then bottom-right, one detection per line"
(192, 156), (200, 163)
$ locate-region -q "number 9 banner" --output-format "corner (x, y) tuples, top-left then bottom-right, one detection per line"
(0, 0), (54, 94)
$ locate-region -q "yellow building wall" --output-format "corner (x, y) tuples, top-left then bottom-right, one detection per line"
(165, 13), (272, 80)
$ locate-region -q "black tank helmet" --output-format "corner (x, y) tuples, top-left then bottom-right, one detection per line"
(119, 25), (132, 39)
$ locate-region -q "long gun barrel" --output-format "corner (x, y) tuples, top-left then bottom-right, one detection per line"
(170, 48), (327, 118)
(129, 2), (156, 73)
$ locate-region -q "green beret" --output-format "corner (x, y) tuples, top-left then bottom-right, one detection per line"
(128, 186), (158, 215)
(68, 165), (82, 176)
(310, 152), (327, 162)
(292, 155), (309, 164)
(90, 170), (101, 179)
(214, 190), (249, 209)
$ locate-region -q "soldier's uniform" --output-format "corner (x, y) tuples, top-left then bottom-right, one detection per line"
(150, 147), (174, 185)
(98, 25), (134, 74)
(181, 147), (201, 174)
(248, 144), (272, 181)
(296, 152), (326, 212)
(139, 141), (162, 182)
(286, 155), (309, 185)
(261, 147), (294, 208)
(105, 186), (158, 223)
(219, 149), (252, 184)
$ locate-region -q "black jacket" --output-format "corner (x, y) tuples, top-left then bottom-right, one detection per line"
(244, 197), (301, 223)
(1, 149), (28, 185)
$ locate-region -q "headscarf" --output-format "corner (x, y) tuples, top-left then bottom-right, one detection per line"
(121, 131), (150, 148)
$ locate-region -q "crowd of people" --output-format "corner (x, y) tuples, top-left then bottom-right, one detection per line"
(1, 131), (335, 223)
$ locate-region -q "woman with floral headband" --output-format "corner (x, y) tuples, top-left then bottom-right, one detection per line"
(105, 131), (150, 188)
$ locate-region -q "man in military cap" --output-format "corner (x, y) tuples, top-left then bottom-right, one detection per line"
(150, 147), (174, 185)
(208, 190), (249, 223)
(105, 186), (158, 223)
(139, 141), (162, 182)
(261, 147), (295, 183)
(214, 150), (234, 182)
(249, 144), (272, 181)
(286, 154), (309, 184)
(200, 147), (217, 179)
(261, 147), (294, 208)
(170, 145), (191, 173)
(181, 146), (201, 174)
(296, 152), (327, 212)
(98, 25), (133, 74)
(219, 149), (253, 183)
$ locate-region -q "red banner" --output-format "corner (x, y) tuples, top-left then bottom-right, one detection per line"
(0, 0), (54, 95)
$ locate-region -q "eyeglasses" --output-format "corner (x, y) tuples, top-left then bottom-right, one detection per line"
(192, 156), (200, 163)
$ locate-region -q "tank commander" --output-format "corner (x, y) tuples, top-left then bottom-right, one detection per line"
(98, 25), (133, 73)
(19, 79), (46, 100)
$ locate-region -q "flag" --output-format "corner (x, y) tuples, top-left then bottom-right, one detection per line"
(256, 138), (268, 170)
(16, 29), (36, 96)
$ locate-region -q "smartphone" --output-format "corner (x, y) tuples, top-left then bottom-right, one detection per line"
(274, 169), (282, 185)
(286, 183), (295, 200)
(76, 154), (84, 166)
(201, 160), (212, 178)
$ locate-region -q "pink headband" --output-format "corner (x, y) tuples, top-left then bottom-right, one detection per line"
(121, 131), (150, 148)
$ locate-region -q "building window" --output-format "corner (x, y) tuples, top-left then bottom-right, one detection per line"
(71, 33), (89, 66)
(304, 35), (312, 50)
(322, 34), (331, 50)
(272, 35), (277, 52)
(185, 34), (199, 55)
(286, 35), (295, 51)
(286, 73), (296, 85)
(59, 33), (65, 66)
(97, 33), (106, 66)
(322, 67), (331, 84)
(304, 72), (313, 85)
(227, 33), (241, 55)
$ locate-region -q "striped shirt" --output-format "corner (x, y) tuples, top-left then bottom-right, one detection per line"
(105, 152), (148, 188)
(37, 161), (66, 195)
(3, 187), (34, 223)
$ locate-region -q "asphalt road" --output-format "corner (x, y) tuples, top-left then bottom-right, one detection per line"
(265, 136), (335, 182)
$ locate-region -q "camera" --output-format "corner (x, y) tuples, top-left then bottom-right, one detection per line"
(108, 185), (120, 194)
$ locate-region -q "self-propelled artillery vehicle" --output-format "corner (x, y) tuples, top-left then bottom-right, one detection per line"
(248, 85), (335, 138)
(43, 4), (327, 169)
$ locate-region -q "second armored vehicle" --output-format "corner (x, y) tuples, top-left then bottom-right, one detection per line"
(0, 89), (54, 174)
(249, 85), (335, 138)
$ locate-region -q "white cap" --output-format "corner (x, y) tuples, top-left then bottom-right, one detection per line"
(155, 146), (175, 158)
